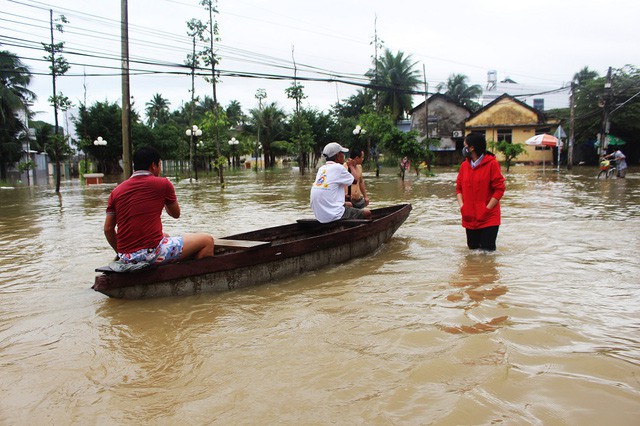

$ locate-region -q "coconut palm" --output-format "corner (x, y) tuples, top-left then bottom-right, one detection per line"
(437, 73), (482, 111)
(248, 102), (286, 168)
(572, 66), (599, 87)
(367, 49), (421, 122)
(0, 50), (35, 180)
(145, 93), (171, 127)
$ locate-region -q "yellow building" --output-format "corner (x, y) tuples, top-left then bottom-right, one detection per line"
(465, 94), (561, 164)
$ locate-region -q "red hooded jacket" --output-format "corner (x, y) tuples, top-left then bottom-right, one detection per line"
(456, 153), (505, 230)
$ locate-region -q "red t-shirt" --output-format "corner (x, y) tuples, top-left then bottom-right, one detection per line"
(106, 172), (177, 253)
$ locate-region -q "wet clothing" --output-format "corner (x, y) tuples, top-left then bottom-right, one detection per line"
(117, 236), (184, 266)
(106, 171), (177, 253)
(310, 161), (355, 223)
(341, 206), (367, 220)
(611, 150), (627, 177)
(465, 226), (499, 251)
(456, 153), (505, 231)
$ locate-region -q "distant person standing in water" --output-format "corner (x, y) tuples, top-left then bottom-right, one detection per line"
(456, 133), (505, 251)
(603, 149), (628, 178)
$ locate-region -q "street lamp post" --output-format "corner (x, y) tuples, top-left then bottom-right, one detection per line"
(185, 125), (202, 182)
(195, 140), (204, 180)
(228, 137), (239, 168)
(93, 136), (107, 173)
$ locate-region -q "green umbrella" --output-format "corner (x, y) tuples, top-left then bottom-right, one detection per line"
(607, 135), (626, 146)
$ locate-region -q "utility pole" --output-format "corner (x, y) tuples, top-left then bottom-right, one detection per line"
(423, 64), (431, 172)
(568, 82), (575, 170)
(599, 67), (613, 156)
(121, 0), (132, 177)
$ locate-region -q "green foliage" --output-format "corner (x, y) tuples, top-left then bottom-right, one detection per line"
(145, 93), (171, 127)
(270, 140), (295, 157)
(488, 140), (526, 172)
(367, 49), (421, 122)
(17, 160), (34, 174)
(573, 65), (640, 161)
(1, 50), (34, 179)
(46, 133), (73, 163)
(437, 73), (482, 111)
(332, 90), (374, 119)
(285, 82), (307, 112)
(226, 100), (245, 126)
(248, 102), (286, 168)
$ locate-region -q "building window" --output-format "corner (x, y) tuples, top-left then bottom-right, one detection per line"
(533, 98), (544, 111)
(497, 128), (512, 143)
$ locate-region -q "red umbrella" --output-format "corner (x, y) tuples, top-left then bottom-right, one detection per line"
(525, 133), (559, 171)
(525, 133), (560, 147)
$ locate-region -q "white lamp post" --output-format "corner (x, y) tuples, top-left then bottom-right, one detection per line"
(195, 140), (205, 180)
(228, 137), (239, 167)
(186, 125), (202, 182)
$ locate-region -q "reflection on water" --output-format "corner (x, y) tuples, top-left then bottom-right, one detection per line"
(1, 166), (640, 424)
(440, 253), (509, 334)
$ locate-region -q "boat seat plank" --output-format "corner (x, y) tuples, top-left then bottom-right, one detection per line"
(296, 218), (372, 225)
(216, 239), (272, 250)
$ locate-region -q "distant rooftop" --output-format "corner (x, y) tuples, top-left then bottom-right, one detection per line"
(482, 71), (570, 110)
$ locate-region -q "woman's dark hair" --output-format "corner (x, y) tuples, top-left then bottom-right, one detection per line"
(465, 133), (487, 155)
(133, 146), (161, 171)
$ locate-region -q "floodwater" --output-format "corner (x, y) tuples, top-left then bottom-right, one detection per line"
(1, 165), (639, 424)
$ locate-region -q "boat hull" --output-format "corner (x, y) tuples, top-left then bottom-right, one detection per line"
(92, 204), (411, 299)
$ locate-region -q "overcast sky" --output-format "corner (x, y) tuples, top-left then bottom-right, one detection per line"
(2, 0), (639, 131)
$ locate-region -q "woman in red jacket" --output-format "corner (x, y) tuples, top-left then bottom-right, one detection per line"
(456, 133), (506, 251)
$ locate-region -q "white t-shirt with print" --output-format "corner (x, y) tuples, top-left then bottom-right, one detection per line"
(310, 161), (355, 223)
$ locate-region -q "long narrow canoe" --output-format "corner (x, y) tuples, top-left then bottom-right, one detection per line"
(92, 203), (411, 299)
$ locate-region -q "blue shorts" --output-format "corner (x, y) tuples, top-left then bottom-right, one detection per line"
(118, 236), (184, 265)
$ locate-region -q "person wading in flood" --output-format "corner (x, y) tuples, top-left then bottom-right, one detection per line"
(456, 133), (505, 251)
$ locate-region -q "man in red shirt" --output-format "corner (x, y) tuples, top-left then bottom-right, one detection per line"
(104, 146), (214, 267)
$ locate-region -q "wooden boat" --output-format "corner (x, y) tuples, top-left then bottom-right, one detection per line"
(92, 203), (411, 299)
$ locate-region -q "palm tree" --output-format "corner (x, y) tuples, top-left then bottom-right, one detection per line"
(0, 50), (35, 180)
(572, 66), (599, 87)
(226, 100), (245, 127)
(248, 102), (286, 168)
(145, 93), (170, 127)
(367, 49), (421, 122)
(437, 73), (482, 111)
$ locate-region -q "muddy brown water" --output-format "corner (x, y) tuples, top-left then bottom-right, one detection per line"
(1, 165), (639, 424)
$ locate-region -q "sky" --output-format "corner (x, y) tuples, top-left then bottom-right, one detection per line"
(2, 0), (639, 135)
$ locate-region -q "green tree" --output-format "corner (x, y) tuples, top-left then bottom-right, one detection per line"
(437, 73), (482, 111)
(332, 89), (374, 119)
(300, 108), (334, 167)
(572, 66), (599, 86)
(145, 93), (171, 127)
(43, 11), (72, 192)
(248, 102), (286, 168)
(489, 140), (526, 172)
(226, 100), (245, 127)
(286, 82), (310, 174)
(73, 101), (122, 174)
(573, 65), (640, 163)
(367, 49), (421, 122)
(199, 105), (230, 173)
(0, 50), (34, 180)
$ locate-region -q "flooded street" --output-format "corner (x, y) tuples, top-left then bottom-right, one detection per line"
(1, 165), (639, 424)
